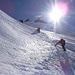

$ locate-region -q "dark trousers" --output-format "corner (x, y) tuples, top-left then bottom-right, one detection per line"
(62, 44), (66, 51)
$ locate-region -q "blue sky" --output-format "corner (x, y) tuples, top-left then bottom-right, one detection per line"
(0, 0), (75, 31)
(0, 0), (50, 20)
(0, 0), (74, 20)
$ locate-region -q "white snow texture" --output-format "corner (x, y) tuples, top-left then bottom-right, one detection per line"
(0, 10), (75, 75)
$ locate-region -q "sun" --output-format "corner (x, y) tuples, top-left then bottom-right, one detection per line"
(49, 2), (68, 23)
(50, 6), (63, 22)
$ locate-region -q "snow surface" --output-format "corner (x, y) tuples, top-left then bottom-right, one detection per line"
(0, 10), (75, 75)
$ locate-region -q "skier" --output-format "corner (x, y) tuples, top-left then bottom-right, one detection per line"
(32, 28), (40, 34)
(35, 28), (40, 33)
(55, 39), (66, 51)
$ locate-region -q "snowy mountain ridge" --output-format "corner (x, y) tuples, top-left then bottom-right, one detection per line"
(0, 10), (75, 75)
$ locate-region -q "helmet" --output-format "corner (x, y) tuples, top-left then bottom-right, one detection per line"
(61, 38), (63, 40)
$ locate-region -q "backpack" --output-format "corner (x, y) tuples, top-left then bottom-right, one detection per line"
(61, 39), (65, 44)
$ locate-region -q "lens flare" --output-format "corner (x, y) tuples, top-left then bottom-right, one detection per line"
(50, 6), (63, 22)
(50, 2), (68, 23)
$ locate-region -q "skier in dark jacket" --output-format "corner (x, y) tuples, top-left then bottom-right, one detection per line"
(36, 28), (40, 33)
(32, 28), (40, 34)
(55, 39), (66, 51)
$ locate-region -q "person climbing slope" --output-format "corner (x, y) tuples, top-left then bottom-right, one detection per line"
(35, 28), (40, 33)
(55, 39), (66, 51)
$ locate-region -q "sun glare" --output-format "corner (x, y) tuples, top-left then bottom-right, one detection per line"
(49, 2), (68, 23)
(50, 6), (63, 22)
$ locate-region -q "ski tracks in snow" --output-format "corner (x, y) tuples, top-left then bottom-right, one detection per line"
(36, 31), (74, 75)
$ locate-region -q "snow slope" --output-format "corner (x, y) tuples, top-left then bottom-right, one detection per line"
(24, 21), (54, 32)
(24, 21), (75, 37)
(0, 10), (75, 75)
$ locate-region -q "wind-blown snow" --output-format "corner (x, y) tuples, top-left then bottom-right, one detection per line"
(0, 10), (75, 75)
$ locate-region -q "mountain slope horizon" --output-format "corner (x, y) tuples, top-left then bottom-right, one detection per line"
(0, 10), (75, 75)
